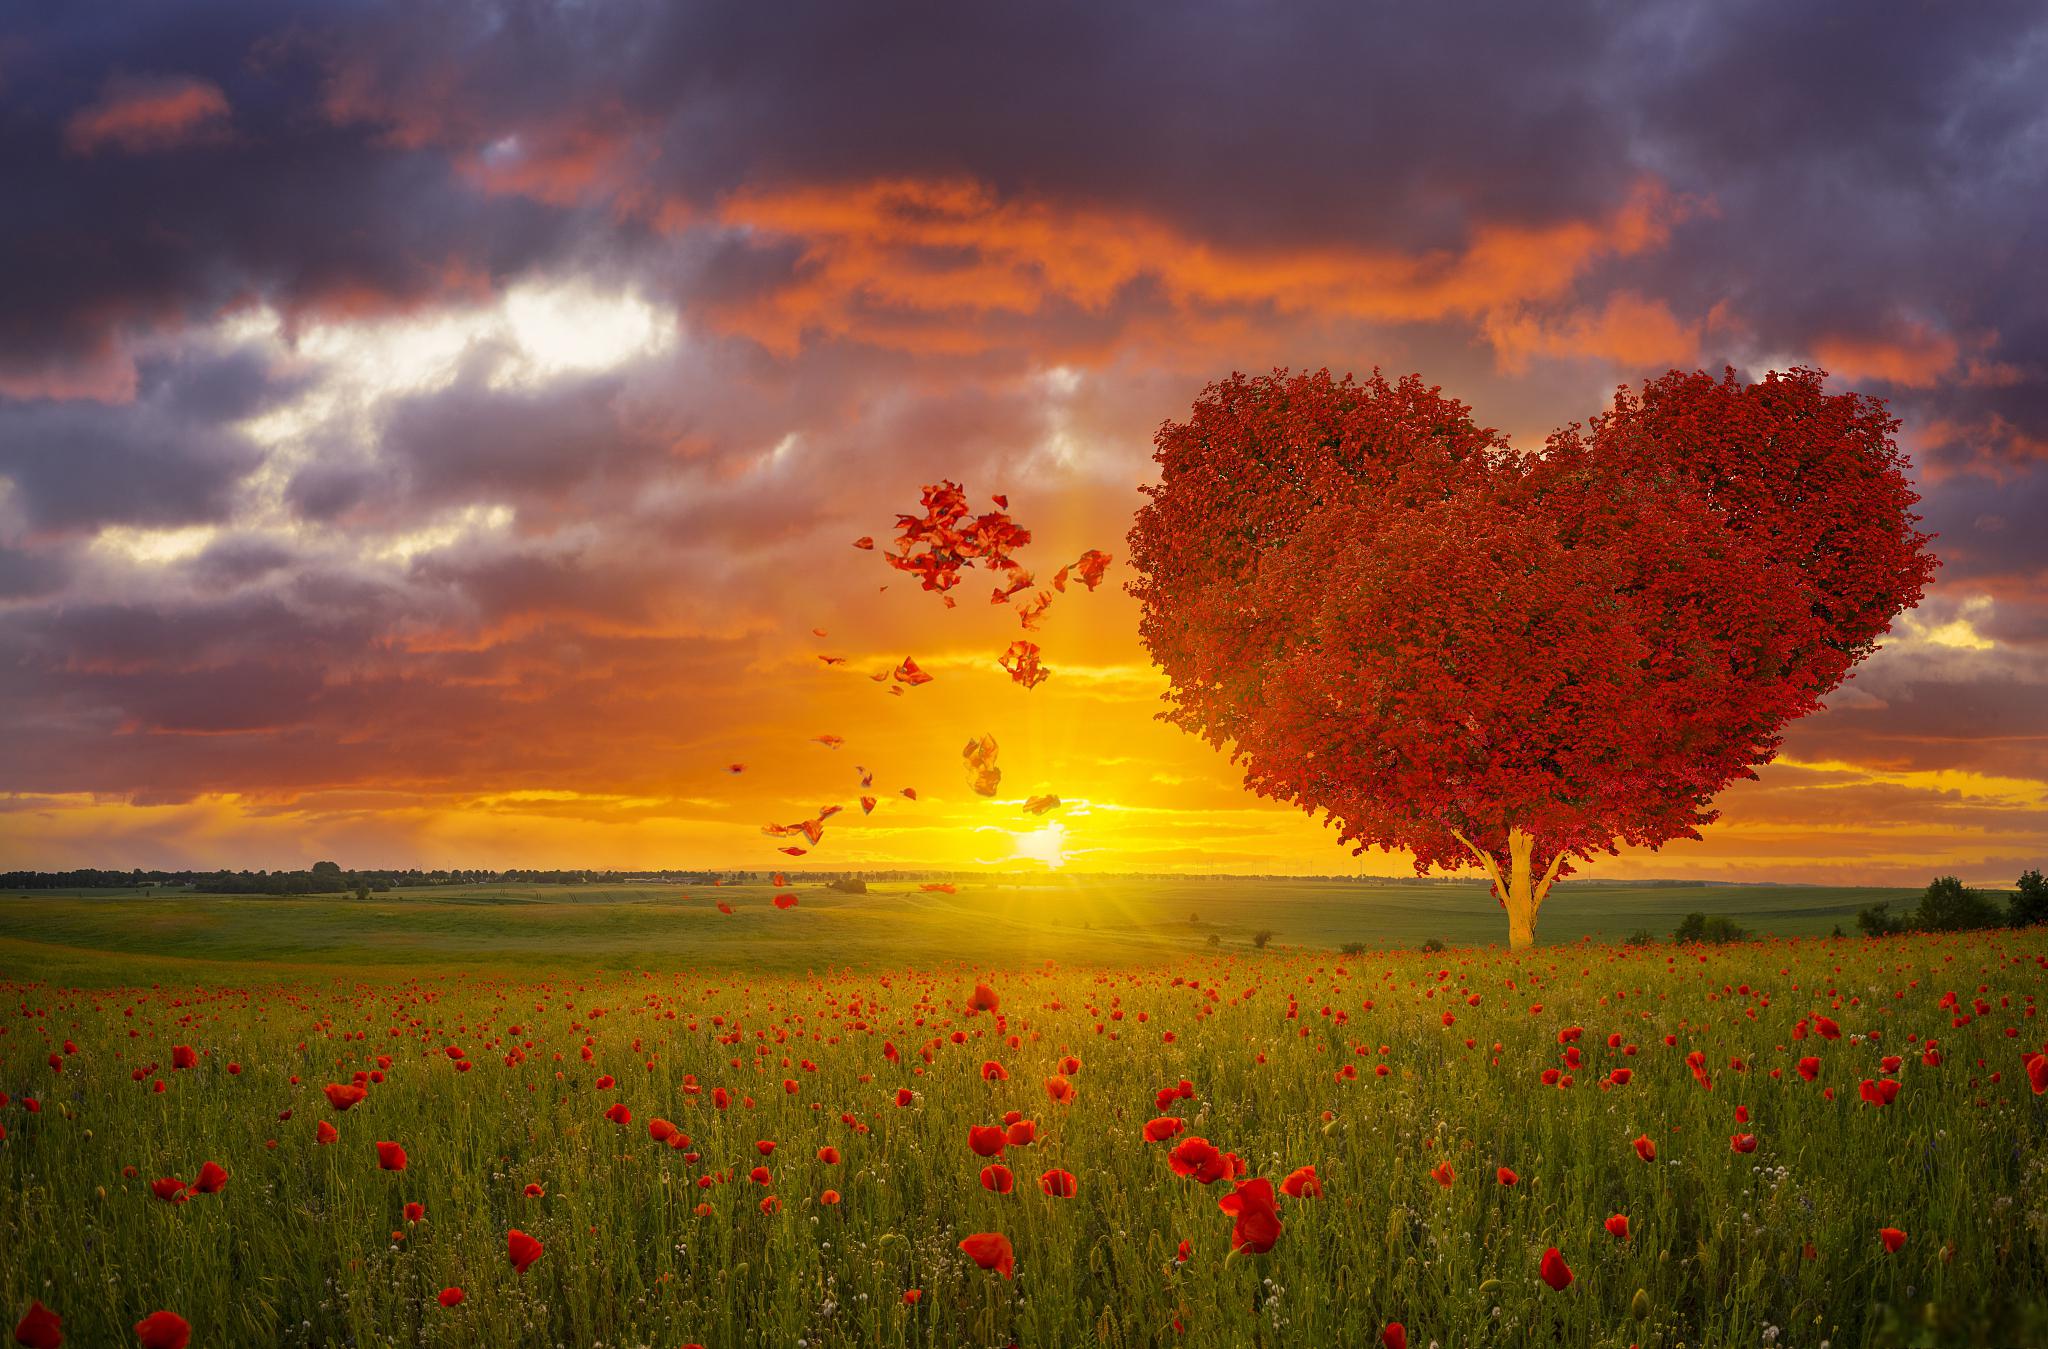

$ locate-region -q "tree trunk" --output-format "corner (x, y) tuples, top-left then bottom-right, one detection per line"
(1503, 827), (1538, 951)
(1451, 825), (1564, 952)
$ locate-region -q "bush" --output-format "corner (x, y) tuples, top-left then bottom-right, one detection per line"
(1206, 934), (1222, 948)
(2011, 869), (2048, 928)
(1420, 937), (1446, 953)
(1251, 929), (1276, 949)
(1673, 912), (1749, 944)
(1624, 929), (1658, 947)
(1857, 902), (1909, 937)
(1340, 941), (1366, 956)
(1915, 876), (2003, 932)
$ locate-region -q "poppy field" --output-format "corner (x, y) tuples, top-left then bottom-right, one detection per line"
(5, 923), (2048, 1348)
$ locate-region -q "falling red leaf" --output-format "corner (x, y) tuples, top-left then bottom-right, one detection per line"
(894, 657), (933, 686)
(725, 763), (746, 774)
(901, 787), (918, 800)
(963, 734), (1001, 796)
(1023, 794), (1061, 815)
(860, 795), (877, 815)
(1001, 641), (1051, 689)
(990, 572), (1035, 604)
(813, 734), (845, 748)
(778, 846), (807, 857)
(852, 537), (874, 549)
(921, 883), (958, 894)
(773, 894), (799, 910)
(818, 655), (847, 666)
(1016, 591), (1053, 630)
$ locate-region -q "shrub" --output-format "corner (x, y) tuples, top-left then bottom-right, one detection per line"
(1624, 929), (1658, 947)
(1674, 912), (1749, 944)
(1340, 941), (1366, 956)
(1251, 929), (1276, 949)
(1857, 902), (1909, 937)
(1915, 876), (2003, 932)
(1420, 937), (1446, 953)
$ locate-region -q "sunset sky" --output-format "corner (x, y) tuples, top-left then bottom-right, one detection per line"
(2, 3), (2044, 882)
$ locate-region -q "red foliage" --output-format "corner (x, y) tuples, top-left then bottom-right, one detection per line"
(1128, 367), (1936, 945)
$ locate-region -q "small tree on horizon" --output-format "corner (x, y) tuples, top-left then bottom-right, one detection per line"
(2012, 869), (2048, 928)
(1129, 366), (1937, 949)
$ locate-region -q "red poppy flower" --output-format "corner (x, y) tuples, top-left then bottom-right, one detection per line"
(1039, 1169), (1078, 1198)
(968, 1125), (1006, 1157)
(1280, 1165), (1321, 1198)
(405, 1202), (425, 1224)
(316, 1120), (340, 1145)
(895, 1088), (915, 1107)
(902, 1289), (922, 1305)
(376, 1142), (407, 1171)
(980, 1060), (1009, 1081)
(817, 1146), (840, 1164)
(133, 1311), (190, 1349)
(773, 894), (798, 910)
(437, 1288), (464, 1308)
(523, 1182), (544, 1197)
(1496, 1167), (1518, 1187)
(150, 1177), (187, 1204)
(1168, 1136), (1228, 1184)
(2027, 1053), (2048, 1095)
(1632, 1135), (1656, 1162)
(1797, 1056), (1821, 1081)
(604, 1103), (633, 1125)
(1382, 1325), (1407, 1349)
(1217, 1177), (1283, 1253)
(1044, 1076), (1076, 1104)
(820, 1188), (841, 1205)
(959, 1231), (1015, 1278)
(1144, 1117), (1185, 1143)
(1859, 1078), (1901, 1107)
(1605, 1214), (1631, 1240)
(13, 1300), (61, 1349)
(1730, 1133), (1758, 1154)
(1430, 1160), (1456, 1187)
(1878, 1226), (1907, 1253)
(322, 1083), (366, 1112)
(508, 1228), (544, 1273)
(1540, 1246), (1574, 1291)
(1005, 1119), (1036, 1146)
(171, 1046), (197, 1070)
(755, 1140), (777, 1157)
(750, 1166), (771, 1186)
(980, 1163), (1014, 1194)
(649, 1118), (678, 1142)
(191, 1161), (229, 1195)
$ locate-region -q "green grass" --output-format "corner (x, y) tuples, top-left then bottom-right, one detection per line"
(0, 877), (1910, 987)
(2, 889), (2044, 1347)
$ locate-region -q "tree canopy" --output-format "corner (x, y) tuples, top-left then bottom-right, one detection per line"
(1128, 366), (1938, 946)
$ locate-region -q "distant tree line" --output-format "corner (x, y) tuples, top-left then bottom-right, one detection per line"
(1856, 871), (2048, 937)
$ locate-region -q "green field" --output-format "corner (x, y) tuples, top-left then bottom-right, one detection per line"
(0, 878), (1917, 987)
(4, 887), (2045, 1348)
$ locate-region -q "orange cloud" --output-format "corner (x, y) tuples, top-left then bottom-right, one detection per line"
(1482, 290), (1700, 374)
(65, 77), (231, 155)
(710, 176), (1692, 355)
(1811, 320), (1966, 389)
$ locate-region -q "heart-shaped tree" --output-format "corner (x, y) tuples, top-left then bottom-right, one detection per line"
(1128, 366), (1938, 948)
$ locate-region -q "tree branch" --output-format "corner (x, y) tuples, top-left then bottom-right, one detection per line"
(1448, 828), (1508, 904)
(1531, 848), (1569, 912)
